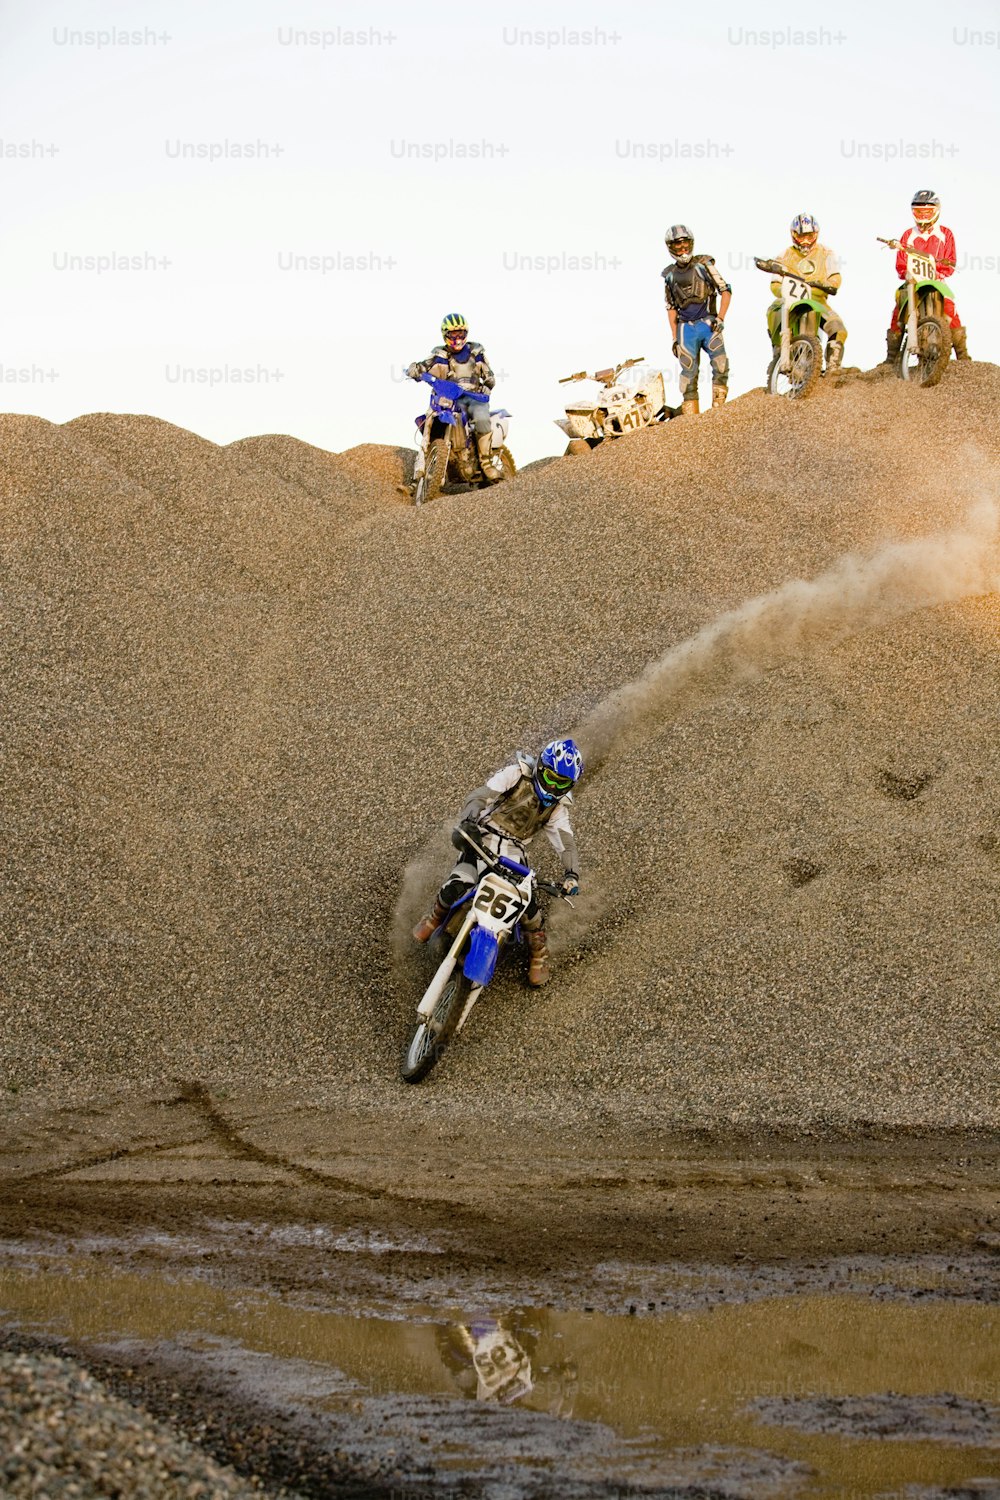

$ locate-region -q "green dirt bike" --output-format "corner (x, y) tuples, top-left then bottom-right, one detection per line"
(877, 237), (952, 388)
(754, 256), (838, 400)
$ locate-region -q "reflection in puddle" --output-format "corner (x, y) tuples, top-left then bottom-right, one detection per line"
(0, 1261), (998, 1496)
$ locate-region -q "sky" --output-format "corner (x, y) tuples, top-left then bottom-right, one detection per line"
(1, 0), (998, 465)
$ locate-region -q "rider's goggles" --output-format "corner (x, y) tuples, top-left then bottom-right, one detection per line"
(444, 330), (468, 346)
(669, 239), (692, 254)
(539, 767), (573, 795)
(793, 232), (818, 247)
(912, 207), (937, 222)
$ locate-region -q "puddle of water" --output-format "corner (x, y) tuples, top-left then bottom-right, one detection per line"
(1, 1261), (997, 1496)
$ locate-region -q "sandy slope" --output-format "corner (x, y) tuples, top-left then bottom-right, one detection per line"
(1, 365), (997, 1128)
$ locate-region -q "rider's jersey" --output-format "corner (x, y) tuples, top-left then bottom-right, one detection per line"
(459, 757), (579, 873)
(661, 254), (730, 323)
(413, 341), (495, 393)
(769, 243), (842, 303)
(895, 224), (956, 284)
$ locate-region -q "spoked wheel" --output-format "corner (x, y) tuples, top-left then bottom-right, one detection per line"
(900, 316), (951, 388)
(767, 335), (823, 399)
(414, 438), (449, 507)
(498, 446), (517, 480)
(400, 969), (471, 1084)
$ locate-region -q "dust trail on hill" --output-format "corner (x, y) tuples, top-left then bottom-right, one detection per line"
(577, 496), (1000, 767)
(393, 496), (998, 955)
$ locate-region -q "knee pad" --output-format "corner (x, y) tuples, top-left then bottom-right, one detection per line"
(440, 871), (474, 908)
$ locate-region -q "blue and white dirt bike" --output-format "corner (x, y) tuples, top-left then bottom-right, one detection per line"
(401, 829), (571, 1083)
(411, 373), (516, 507)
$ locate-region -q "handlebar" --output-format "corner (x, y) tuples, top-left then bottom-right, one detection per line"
(418, 372), (489, 402)
(753, 257), (835, 295)
(455, 827), (573, 902)
(558, 357), (645, 386)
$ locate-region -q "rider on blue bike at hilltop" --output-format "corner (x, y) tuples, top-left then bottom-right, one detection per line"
(413, 739), (583, 988)
(406, 314), (502, 481)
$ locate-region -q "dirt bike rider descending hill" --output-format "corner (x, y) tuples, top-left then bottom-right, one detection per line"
(406, 314), (502, 481)
(767, 214), (847, 374)
(413, 740), (583, 987)
(884, 191), (969, 365)
(661, 224), (732, 416)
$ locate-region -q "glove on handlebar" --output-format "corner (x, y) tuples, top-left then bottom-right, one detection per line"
(561, 871), (580, 897)
(451, 819), (482, 853)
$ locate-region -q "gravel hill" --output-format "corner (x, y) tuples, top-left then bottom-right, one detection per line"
(1, 364), (997, 1128)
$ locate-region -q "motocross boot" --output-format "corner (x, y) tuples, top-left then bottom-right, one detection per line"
(681, 398), (700, 416)
(952, 326), (970, 361)
(825, 339), (844, 375)
(883, 328), (902, 365)
(711, 385), (727, 408)
(477, 432), (503, 482)
(413, 898), (449, 944)
(525, 927), (551, 987)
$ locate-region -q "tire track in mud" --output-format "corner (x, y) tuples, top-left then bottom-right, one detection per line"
(176, 1079), (375, 1193)
(8, 1084), (415, 1203)
(171, 1082), (480, 1214)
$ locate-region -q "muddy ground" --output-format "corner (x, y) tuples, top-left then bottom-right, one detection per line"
(1, 1094), (998, 1497)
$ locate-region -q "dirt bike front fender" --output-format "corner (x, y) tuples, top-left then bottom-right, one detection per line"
(463, 926), (498, 986)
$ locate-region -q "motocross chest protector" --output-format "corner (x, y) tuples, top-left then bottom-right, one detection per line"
(663, 256), (719, 316)
(483, 774), (554, 844)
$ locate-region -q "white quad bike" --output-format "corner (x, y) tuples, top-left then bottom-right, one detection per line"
(555, 357), (674, 455)
(401, 830), (572, 1084)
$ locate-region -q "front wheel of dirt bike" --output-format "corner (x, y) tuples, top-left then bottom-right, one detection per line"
(400, 969), (471, 1084)
(900, 316), (951, 388)
(564, 439), (590, 457)
(767, 335), (822, 399)
(416, 438), (449, 506)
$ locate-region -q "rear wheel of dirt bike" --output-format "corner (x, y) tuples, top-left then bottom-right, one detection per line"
(900, 315), (951, 388)
(499, 447), (517, 480)
(400, 969), (471, 1084)
(768, 334), (823, 399)
(564, 439), (590, 457)
(415, 438), (448, 506)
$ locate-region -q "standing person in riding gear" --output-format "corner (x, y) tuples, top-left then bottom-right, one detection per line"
(661, 224), (732, 416)
(406, 314), (502, 481)
(884, 190), (969, 364)
(413, 739), (583, 988)
(767, 213), (847, 374)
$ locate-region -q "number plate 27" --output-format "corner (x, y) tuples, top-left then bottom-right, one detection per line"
(782, 275), (812, 302)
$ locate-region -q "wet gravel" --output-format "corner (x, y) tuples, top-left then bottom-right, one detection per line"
(749, 1391), (1000, 1447)
(0, 1350), (271, 1498)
